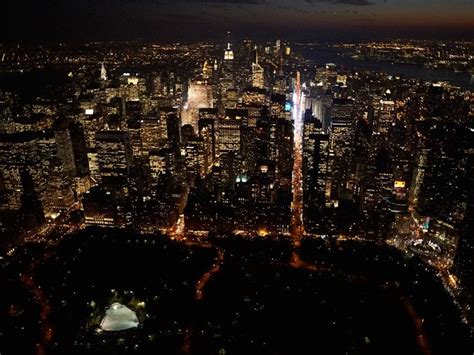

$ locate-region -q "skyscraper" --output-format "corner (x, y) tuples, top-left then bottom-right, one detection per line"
(96, 130), (133, 186)
(199, 108), (218, 164)
(218, 110), (243, 156)
(251, 52), (264, 89)
(220, 39), (235, 110)
(329, 98), (355, 202)
(302, 110), (331, 233)
(100, 62), (107, 81)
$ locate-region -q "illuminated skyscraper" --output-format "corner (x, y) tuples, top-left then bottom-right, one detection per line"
(100, 62), (107, 81)
(149, 148), (175, 182)
(199, 108), (218, 162)
(224, 42), (234, 61)
(302, 110), (331, 233)
(69, 122), (90, 178)
(140, 112), (168, 156)
(241, 126), (256, 174)
(185, 135), (207, 178)
(218, 110), (244, 156)
(96, 130), (133, 185)
(198, 118), (216, 174)
(375, 94), (396, 134)
(19, 168), (46, 231)
(44, 157), (75, 216)
(274, 117), (294, 179)
(165, 110), (181, 155)
(53, 119), (76, 180)
(120, 73), (146, 103)
(220, 37), (235, 109)
(252, 52), (264, 89)
(182, 81), (213, 129)
(329, 98), (355, 202)
(83, 186), (116, 226)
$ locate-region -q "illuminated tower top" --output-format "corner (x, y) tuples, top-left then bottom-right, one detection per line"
(224, 31), (234, 61)
(100, 62), (107, 81)
(224, 42), (234, 61)
(202, 60), (208, 79)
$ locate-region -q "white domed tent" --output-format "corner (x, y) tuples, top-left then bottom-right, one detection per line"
(100, 303), (139, 332)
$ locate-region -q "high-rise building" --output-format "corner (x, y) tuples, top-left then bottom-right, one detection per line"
(164, 109), (181, 155)
(53, 119), (76, 179)
(120, 73), (146, 103)
(224, 42), (234, 61)
(240, 126), (257, 174)
(414, 123), (468, 230)
(329, 98), (355, 202)
(306, 95), (331, 132)
(100, 62), (107, 81)
(140, 111), (168, 156)
(149, 148), (176, 181)
(218, 110), (244, 156)
(198, 120), (215, 175)
(96, 130), (133, 186)
(199, 108), (218, 163)
(274, 117), (294, 179)
(251, 52), (264, 89)
(181, 124), (195, 146)
(185, 135), (207, 178)
(220, 40), (235, 109)
(83, 186), (116, 226)
(182, 81), (213, 129)
(44, 157), (75, 216)
(375, 96), (396, 134)
(270, 93), (289, 121)
(302, 110), (331, 233)
(19, 167), (46, 231)
(453, 146), (474, 323)
(69, 122), (90, 178)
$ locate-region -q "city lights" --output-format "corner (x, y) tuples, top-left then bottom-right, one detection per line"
(2, 9), (473, 352)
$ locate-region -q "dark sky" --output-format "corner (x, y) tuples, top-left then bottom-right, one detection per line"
(5, 0), (474, 42)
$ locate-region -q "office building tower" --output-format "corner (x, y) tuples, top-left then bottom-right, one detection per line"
(252, 52), (264, 89)
(140, 111), (168, 156)
(182, 81), (213, 129)
(100, 62), (107, 81)
(53, 119), (77, 180)
(329, 98), (355, 201)
(218, 110), (243, 156)
(164, 109), (181, 155)
(220, 41), (235, 109)
(199, 109), (218, 163)
(96, 130), (133, 186)
(302, 111), (331, 233)
(69, 122), (90, 177)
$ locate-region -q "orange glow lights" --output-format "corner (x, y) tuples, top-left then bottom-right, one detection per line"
(258, 229), (269, 237)
(394, 180), (406, 188)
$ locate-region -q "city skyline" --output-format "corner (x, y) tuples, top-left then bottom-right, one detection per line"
(2, 3), (473, 352)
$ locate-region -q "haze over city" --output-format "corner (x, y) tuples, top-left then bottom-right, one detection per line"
(6, 0), (474, 41)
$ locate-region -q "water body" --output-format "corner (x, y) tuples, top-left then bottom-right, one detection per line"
(296, 45), (473, 89)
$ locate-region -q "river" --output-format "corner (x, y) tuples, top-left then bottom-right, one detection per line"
(295, 45), (473, 89)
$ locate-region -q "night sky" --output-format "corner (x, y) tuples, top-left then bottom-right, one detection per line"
(5, 0), (474, 42)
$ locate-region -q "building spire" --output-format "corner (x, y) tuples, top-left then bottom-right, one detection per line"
(100, 62), (107, 81)
(224, 31), (234, 61)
